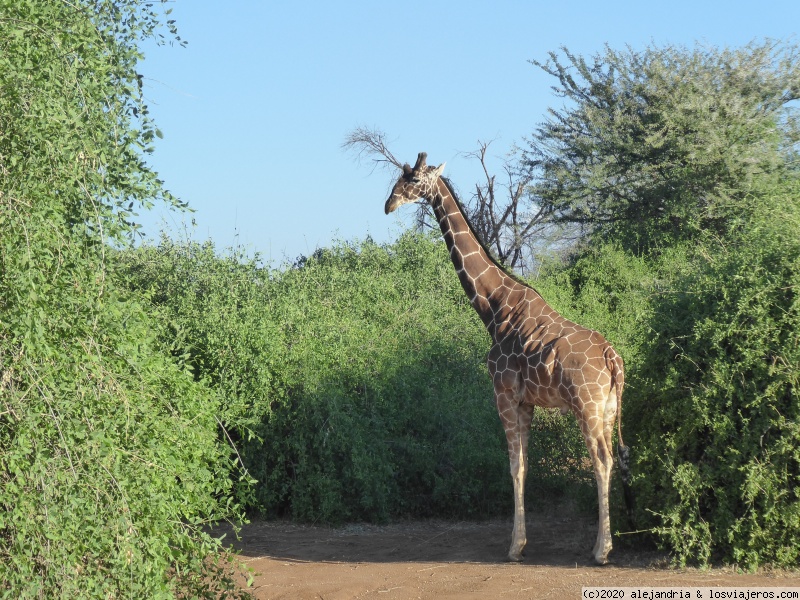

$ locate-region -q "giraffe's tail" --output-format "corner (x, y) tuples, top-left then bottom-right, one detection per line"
(606, 347), (634, 528)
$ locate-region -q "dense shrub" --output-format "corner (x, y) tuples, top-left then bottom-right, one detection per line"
(260, 234), (504, 521)
(629, 187), (800, 568)
(117, 238), (282, 437)
(0, 1), (247, 596)
(0, 247), (244, 597)
(537, 208), (800, 568)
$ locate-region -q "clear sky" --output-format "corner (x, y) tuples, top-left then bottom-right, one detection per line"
(138, 1), (800, 265)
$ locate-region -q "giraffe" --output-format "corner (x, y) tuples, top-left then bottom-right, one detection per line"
(385, 152), (632, 565)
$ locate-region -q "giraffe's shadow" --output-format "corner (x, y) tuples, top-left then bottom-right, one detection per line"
(212, 515), (652, 567)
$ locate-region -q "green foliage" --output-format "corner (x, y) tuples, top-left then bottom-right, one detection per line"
(535, 222), (800, 567)
(122, 232), (598, 524)
(525, 40), (800, 253)
(263, 234), (507, 522)
(117, 238), (281, 436)
(0, 282), (243, 597)
(630, 180), (800, 568)
(0, 1), (246, 596)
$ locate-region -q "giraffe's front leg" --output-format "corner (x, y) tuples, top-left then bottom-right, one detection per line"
(499, 395), (534, 562)
(508, 445), (526, 562)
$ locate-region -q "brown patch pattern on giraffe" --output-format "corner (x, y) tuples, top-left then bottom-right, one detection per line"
(385, 152), (631, 565)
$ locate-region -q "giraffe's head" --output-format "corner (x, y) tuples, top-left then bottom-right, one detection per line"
(385, 152), (446, 214)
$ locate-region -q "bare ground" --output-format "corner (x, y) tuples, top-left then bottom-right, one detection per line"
(214, 511), (800, 599)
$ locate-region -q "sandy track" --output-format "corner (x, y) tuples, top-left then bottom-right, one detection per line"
(215, 516), (800, 599)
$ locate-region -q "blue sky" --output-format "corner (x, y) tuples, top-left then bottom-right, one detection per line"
(139, 1), (800, 264)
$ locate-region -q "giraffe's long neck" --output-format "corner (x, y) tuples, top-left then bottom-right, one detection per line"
(429, 177), (524, 329)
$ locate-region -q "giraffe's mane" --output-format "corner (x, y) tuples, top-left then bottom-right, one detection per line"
(439, 176), (540, 294)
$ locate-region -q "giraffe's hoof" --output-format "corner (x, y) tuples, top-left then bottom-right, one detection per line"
(507, 552), (524, 563)
(593, 553), (610, 566)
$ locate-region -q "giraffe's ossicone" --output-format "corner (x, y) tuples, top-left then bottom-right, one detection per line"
(385, 152), (633, 565)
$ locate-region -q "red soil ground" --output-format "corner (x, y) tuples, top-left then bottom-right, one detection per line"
(214, 511), (800, 599)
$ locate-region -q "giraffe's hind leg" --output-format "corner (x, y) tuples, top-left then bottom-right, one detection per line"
(578, 394), (616, 565)
(588, 431), (613, 564)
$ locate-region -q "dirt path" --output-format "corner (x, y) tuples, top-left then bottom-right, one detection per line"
(216, 515), (800, 599)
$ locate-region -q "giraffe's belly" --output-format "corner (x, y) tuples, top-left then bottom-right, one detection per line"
(488, 339), (573, 414)
(522, 355), (573, 413)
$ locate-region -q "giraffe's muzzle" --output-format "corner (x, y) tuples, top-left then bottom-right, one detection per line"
(385, 195), (401, 214)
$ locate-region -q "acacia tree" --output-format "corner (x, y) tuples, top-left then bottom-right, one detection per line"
(522, 41), (800, 252)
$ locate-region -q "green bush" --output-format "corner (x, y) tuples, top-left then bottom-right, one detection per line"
(0, 177), (248, 598)
(630, 188), (800, 568)
(117, 238), (282, 436)
(0, 276), (243, 597)
(0, 2), (248, 595)
(259, 234), (505, 521)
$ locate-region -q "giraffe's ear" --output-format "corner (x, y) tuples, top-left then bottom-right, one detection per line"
(432, 162), (446, 178)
